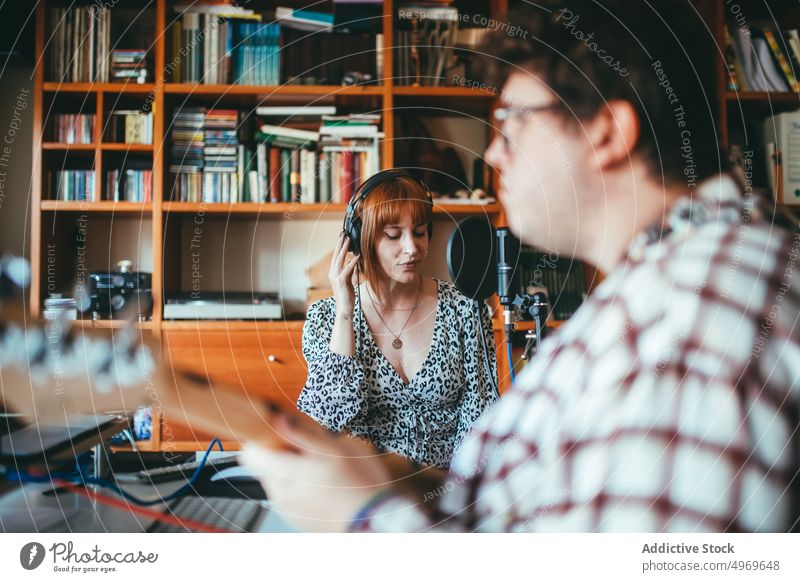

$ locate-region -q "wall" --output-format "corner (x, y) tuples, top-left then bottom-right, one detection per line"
(0, 64), (34, 257)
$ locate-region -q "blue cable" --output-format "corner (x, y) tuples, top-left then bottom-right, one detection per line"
(507, 341), (515, 383)
(7, 438), (225, 507)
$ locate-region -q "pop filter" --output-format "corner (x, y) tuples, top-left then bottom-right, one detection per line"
(446, 216), (497, 301)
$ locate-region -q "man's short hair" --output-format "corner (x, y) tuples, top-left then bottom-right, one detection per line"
(480, 0), (727, 187)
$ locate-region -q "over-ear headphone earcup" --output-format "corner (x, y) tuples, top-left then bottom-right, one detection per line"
(347, 217), (362, 255)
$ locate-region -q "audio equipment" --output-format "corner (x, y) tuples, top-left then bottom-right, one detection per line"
(446, 217), (551, 376)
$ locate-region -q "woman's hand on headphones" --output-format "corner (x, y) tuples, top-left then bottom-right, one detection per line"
(330, 233), (360, 316)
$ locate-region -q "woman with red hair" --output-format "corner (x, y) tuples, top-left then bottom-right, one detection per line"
(297, 171), (498, 468)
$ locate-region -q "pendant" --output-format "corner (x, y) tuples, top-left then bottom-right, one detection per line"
(392, 338), (403, 349)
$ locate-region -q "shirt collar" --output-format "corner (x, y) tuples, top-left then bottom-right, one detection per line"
(625, 173), (747, 262)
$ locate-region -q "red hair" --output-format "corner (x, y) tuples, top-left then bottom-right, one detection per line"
(357, 176), (432, 297)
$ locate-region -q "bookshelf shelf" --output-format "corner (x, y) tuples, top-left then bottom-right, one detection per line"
(161, 201), (502, 215)
(163, 83), (384, 96)
(726, 91), (800, 102)
(42, 82), (156, 93)
(433, 202), (502, 214)
(72, 319), (156, 330)
(161, 320), (305, 332)
(162, 201), (347, 214)
(40, 201), (153, 213)
(100, 143), (154, 152)
(393, 86), (496, 97)
(42, 143), (97, 151)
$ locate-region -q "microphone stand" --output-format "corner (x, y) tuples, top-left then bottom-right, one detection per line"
(496, 229), (516, 379)
(520, 292), (550, 361)
(497, 229), (552, 377)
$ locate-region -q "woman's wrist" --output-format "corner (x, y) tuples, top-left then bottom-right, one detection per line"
(335, 305), (354, 321)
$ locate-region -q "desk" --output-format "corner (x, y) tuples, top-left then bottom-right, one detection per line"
(0, 480), (299, 533)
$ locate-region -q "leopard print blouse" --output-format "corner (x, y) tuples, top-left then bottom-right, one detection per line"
(297, 279), (499, 468)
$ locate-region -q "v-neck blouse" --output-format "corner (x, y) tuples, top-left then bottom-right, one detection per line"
(296, 279), (499, 468)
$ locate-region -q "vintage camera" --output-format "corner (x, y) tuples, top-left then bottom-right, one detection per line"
(88, 260), (152, 320)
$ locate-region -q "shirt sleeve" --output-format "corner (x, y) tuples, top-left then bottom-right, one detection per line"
(296, 299), (369, 432)
(453, 301), (499, 448)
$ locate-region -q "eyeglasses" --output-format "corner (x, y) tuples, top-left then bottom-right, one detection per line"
(493, 104), (561, 152)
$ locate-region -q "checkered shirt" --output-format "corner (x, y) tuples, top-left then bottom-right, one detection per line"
(351, 174), (800, 532)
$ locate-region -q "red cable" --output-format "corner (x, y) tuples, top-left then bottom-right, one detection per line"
(53, 479), (231, 534)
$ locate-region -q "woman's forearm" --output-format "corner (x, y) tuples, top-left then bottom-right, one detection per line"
(329, 307), (356, 356)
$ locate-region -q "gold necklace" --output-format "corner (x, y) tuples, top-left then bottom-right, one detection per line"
(366, 277), (423, 349)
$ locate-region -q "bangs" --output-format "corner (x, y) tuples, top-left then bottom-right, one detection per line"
(368, 196), (430, 230)
(362, 176), (432, 229)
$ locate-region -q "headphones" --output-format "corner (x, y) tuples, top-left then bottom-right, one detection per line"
(342, 169), (433, 255)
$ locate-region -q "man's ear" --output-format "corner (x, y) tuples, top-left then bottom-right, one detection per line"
(584, 99), (640, 172)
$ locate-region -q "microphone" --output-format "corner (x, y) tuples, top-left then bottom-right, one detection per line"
(495, 227), (518, 346)
(496, 227), (514, 307)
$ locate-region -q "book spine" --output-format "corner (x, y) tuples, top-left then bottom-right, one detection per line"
(763, 28), (799, 92)
(269, 145), (281, 202)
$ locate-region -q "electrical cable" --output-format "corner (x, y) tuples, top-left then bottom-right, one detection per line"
(475, 301), (499, 397)
(507, 340), (516, 384)
(7, 438), (225, 507)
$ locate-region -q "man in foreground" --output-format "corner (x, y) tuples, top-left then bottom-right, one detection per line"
(241, 0), (800, 532)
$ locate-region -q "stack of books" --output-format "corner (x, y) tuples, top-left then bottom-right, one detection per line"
(203, 109), (240, 202)
(51, 114), (95, 144)
(49, 170), (96, 202)
(319, 114), (382, 203)
(169, 108), (206, 202)
(170, 4), (281, 85)
(106, 169), (153, 202)
(726, 24), (800, 92)
(395, 3), (460, 86)
(106, 110), (153, 144)
(48, 6), (111, 82)
(111, 50), (149, 83)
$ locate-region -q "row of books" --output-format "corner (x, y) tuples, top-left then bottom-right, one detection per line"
(49, 6), (111, 82)
(246, 116), (381, 203)
(106, 169), (153, 203)
(395, 4), (459, 87)
(169, 4), (281, 85)
(175, 141), (380, 204)
(105, 111), (153, 144)
(48, 7), (151, 83)
(518, 248), (586, 321)
(48, 170), (96, 202)
(725, 24), (800, 92)
(169, 106), (382, 203)
(50, 114), (94, 144)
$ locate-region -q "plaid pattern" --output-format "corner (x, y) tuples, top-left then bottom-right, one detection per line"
(351, 175), (800, 532)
